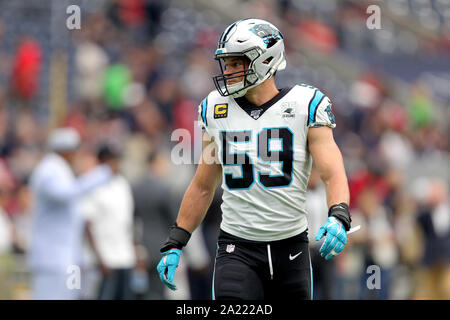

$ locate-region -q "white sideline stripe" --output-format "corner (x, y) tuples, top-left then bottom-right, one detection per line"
(212, 244), (218, 300)
(309, 250), (313, 300)
(267, 244), (273, 280)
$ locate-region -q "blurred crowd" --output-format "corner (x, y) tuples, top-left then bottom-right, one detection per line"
(0, 0), (448, 300)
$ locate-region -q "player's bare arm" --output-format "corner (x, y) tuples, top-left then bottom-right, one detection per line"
(308, 125), (352, 260)
(176, 131), (222, 233)
(307, 126), (350, 207)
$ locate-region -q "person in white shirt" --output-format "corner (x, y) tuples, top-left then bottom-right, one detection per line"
(82, 144), (137, 300)
(29, 127), (112, 300)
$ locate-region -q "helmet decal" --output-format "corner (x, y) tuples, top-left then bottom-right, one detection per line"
(249, 24), (283, 48)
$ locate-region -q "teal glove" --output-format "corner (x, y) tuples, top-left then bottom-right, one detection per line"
(315, 217), (347, 260)
(157, 249), (181, 290)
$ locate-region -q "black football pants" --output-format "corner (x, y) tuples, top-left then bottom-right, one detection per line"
(212, 229), (312, 300)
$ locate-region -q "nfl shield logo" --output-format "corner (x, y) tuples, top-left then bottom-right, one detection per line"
(250, 109), (262, 120)
(226, 244), (235, 253)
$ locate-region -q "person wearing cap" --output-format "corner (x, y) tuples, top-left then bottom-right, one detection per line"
(28, 127), (112, 300)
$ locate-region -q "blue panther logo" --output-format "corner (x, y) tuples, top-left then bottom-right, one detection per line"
(249, 24), (283, 48)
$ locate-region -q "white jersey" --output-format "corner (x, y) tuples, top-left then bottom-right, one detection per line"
(198, 84), (336, 241)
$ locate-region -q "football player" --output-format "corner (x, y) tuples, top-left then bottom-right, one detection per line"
(157, 18), (351, 299)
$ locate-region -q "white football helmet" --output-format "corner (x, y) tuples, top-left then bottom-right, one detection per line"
(213, 18), (287, 98)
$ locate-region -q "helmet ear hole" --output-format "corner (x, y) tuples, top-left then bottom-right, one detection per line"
(263, 57), (273, 64)
(266, 37), (278, 48)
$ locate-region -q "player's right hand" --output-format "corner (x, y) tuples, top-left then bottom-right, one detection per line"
(157, 249), (181, 290)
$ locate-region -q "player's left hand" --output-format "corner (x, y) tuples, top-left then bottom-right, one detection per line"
(315, 217), (347, 260)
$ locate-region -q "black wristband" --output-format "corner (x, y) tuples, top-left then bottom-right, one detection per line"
(160, 223), (192, 253)
(328, 202), (352, 231)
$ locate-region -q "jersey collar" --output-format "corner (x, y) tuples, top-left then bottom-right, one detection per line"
(233, 86), (293, 120)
